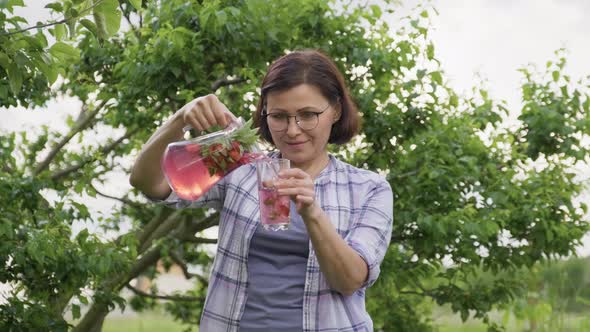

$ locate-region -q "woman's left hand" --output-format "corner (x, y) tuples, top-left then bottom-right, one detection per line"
(275, 168), (320, 219)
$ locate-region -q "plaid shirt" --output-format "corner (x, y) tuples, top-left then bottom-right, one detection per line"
(167, 153), (393, 331)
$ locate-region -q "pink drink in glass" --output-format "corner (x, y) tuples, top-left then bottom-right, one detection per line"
(256, 158), (291, 231)
(259, 187), (291, 226)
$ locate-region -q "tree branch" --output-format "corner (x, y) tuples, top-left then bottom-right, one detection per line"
(139, 210), (184, 254)
(50, 128), (138, 181)
(34, 99), (109, 176)
(90, 183), (142, 208)
(393, 169), (419, 179)
(184, 213), (220, 233)
(125, 284), (201, 302)
(210, 77), (247, 92)
(136, 209), (174, 248)
(169, 251), (209, 285)
(118, 2), (140, 40)
(177, 234), (218, 244)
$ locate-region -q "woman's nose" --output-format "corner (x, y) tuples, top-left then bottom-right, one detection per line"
(285, 117), (302, 136)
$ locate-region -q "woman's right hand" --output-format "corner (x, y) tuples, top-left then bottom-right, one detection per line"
(180, 94), (237, 132)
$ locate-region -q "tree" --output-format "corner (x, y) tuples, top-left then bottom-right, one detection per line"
(1, 0), (589, 331)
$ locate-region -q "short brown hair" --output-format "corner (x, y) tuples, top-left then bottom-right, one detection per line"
(253, 50), (360, 145)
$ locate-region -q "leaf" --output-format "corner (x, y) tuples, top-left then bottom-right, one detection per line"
(54, 23), (67, 41)
(80, 18), (98, 38)
(430, 71), (443, 85)
(93, 10), (107, 41)
(228, 6), (240, 16)
(426, 43), (434, 60)
(449, 94), (459, 107)
(0, 52), (10, 69)
(370, 5), (382, 18)
(49, 42), (80, 61)
(7, 63), (23, 95)
(552, 70), (559, 82)
(78, 295), (89, 305)
(72, 304), (81, 320)
(21, 35), (45, 50)
(215, 10), (227, 27)
(128, 0), (141, 10)
(31, 57), (58, 84)
(65, 7), (78, 38)
(77, 229), (89, 244)
(103, 6), (122, 36)
(0, 0), (24, 8)
(94, 0), (121, 37)
(44, 2), (63, 12)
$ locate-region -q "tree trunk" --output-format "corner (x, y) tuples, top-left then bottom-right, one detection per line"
(73, 305), (108, 332)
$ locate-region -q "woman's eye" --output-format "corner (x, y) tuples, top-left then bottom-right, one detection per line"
(269, 113), (287, 120)
(299, 112), (317, 120)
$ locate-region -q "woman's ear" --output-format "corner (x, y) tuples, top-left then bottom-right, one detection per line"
(333, 100), (342, 123)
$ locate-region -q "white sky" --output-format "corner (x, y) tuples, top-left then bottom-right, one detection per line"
(2, 0), (589, 255)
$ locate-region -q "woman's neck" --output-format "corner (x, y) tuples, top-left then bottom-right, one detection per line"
(291, 153), (330, 179)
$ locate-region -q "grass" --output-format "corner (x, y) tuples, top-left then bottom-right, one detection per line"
(103, 311), (192, 332)
(431, 305), (590, 332)
(102, 308), (590, 332)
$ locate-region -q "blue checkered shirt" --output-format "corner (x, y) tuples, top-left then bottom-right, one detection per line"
(165, 153), (393, 331)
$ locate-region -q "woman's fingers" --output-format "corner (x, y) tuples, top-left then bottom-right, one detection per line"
(183, 109), (204, 132)
(278, 168), (309, 179)
(200, 105), (218, 129)
(181, 94), (236, 132)
(277, 186), (314, 197)
(275, 178), (311, 189)
(295, 195), (315, 205)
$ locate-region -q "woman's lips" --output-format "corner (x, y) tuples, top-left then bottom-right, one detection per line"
(286, 141), (307, 147)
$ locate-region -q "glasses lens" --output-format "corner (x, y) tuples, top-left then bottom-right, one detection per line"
(267, 114), (288, 131)
(296, 113), (319, 130)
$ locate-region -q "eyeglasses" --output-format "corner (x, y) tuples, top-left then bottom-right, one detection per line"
(262, 102), (332, 132)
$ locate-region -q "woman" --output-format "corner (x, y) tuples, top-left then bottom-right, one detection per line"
(130, 50), (393, 331)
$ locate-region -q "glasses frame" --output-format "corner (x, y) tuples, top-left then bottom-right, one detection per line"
(262, 101), (333, 132)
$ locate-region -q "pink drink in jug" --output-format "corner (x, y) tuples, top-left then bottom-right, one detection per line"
(162, 118), (263, 201)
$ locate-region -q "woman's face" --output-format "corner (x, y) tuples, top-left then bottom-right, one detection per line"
(266, 84), (340, 170)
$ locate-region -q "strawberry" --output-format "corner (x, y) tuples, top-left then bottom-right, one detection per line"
(228, 149), (241, 163)
(199, 118), (259, 176)
(203, 156), (215, 168)
(209, 143), (223, 154)
(277, 203), (290, 217)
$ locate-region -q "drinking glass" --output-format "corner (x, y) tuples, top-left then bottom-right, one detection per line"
(256, 158), (291, 231)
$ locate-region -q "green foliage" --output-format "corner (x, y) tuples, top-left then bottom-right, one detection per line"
(1, 1), (589, 331)
(501, 257), (590, 331)
(0, 0), (138, 107)
(518, 51), (590, 161)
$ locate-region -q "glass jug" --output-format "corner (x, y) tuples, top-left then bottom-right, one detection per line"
(161, 117), (263, 201)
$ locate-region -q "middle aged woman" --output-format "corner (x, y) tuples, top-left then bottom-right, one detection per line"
(129, 49), (393, 331)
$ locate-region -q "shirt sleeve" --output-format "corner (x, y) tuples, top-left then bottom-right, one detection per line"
(345, 177), (393, 288)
